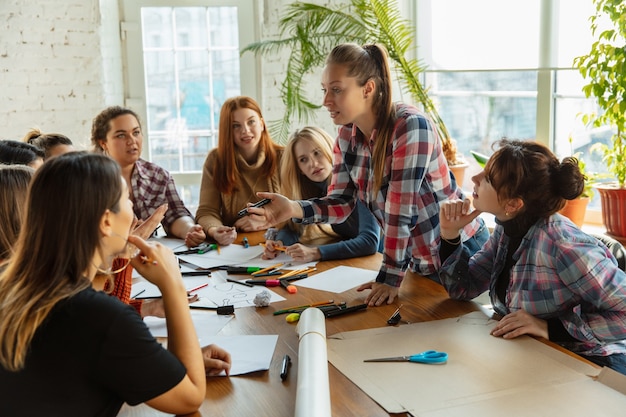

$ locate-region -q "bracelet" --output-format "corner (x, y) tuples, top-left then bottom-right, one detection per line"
(441, 235), (461, 245)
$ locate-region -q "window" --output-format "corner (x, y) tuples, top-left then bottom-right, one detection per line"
(414, 0), (609, 215)
(120, 0), (258, 213)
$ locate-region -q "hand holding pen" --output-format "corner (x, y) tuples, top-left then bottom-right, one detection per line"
(208, 225), (237, 246)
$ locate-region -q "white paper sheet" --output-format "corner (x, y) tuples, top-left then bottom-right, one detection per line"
(202, 335), (279, 376)
(189, 271), (286, 309)
(295, 265), (377, 293)
(143, 310), (233, 346)
(177, 243), (265, 269)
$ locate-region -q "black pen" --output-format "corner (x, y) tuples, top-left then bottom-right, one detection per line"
(237, 198), (272, 217)
(226, 277), (254, 287)
(280, 354), (291, 381)
(324, 303), (368, 318)
(181, 271), (212, 276)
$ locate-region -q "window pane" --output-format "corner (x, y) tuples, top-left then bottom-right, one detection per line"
(140, 6), (241, 173)
(427, 0), (540, 70)
(427, 71), (537, 157)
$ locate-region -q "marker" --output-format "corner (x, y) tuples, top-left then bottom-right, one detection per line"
(280, 354), (291, 381)
(273, 300), (334, 315)
(242, 237), (249, 248)
(246, 279), (281, 287)
(280, 279), (298, 294)
(181, 271), (212, 276)
(226, 277), (254, 288)
(252, 271), (283, 277)
(237, 198), (272, 217)
(226, 266), (262, 275)
(187, 283), (209, 294)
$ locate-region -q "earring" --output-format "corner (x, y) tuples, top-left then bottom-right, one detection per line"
(505, 211), (509, 216)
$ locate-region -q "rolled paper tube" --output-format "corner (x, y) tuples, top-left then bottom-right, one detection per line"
(295, 308), (331, 417)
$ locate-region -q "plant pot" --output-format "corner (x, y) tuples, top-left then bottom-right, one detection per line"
(450, 162), (469, 189)
(596, 183), (626, 238)
(559, 197), (589, 228)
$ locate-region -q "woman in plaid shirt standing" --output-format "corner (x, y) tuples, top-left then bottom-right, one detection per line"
(439, 139), (626, 375)
(250, 43), (488, 306)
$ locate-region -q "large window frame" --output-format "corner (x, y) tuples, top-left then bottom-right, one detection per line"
(411, 0), (605, 224)
(120, 0), (259, 213)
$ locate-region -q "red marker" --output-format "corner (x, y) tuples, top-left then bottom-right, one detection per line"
(246, 279), (281, 287)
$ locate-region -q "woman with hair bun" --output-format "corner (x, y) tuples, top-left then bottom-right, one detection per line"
(438, 138), (626, 375)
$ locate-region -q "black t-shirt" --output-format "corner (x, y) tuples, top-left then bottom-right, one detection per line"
(0, 287), (186, 417)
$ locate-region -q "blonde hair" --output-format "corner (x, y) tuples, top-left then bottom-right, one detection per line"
(280, 126), (335, 200)
(0, 165), (34, 260)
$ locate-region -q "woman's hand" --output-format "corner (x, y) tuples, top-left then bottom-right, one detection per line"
(357, 282), (399, 306)
(202, 344), (232, 376)
(285, 243), (321, 263)
(185, 224), (206, 247)
(234, 213), (267, 232)
(262, 240), (284, 260)
(209, 226), (237, 246)
(247, 192), (303, 228)
(439, 199), (481, 239)
(133, 204), (167, 240)
(128, 235), (183, 292)
(490, 310), (549, 340)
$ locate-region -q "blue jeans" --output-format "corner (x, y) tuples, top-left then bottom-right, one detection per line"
(580, 353), (626, 376)
(425, 221), (491, 284)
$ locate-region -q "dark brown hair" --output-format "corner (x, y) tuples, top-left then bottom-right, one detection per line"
(91, 106), (142, 153)
(484, 139), (585, 218)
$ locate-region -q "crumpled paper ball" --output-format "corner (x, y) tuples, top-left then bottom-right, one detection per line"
(253, 289), (271, 307)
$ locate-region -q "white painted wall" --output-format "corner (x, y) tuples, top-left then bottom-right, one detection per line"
(0, 0), (357, 150)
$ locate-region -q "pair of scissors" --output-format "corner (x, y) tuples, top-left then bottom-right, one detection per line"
(363, 350), (448, 364)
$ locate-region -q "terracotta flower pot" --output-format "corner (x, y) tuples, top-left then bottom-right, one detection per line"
(450, 162), (469, 189)
(596, 183), (626, 238)
(559, 197), (589, 228)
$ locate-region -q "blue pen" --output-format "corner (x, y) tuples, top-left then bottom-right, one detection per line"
(242, 237), (249, 248)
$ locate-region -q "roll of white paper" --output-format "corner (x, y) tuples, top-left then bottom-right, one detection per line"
(295, 307), (331, 417)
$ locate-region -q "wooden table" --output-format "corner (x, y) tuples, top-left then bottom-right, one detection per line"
(119, 252), (489, 417)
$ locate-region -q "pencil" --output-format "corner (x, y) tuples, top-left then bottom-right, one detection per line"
(280, 268), (308, 279)
(187, 283), (209, 294)
(259, 242), (287, 252)
(251, 262), (283, 276)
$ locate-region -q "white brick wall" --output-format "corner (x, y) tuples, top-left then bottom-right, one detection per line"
(0, 0), (346, 150)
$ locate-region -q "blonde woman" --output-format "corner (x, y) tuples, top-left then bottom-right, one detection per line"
(263, 126), (379, 262)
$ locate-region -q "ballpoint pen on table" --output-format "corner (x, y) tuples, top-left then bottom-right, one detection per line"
(273, 300), (335, 315)
(324, 303), (368, 318)
(131, 289), (145, 299)
(226, 277), (254, 287)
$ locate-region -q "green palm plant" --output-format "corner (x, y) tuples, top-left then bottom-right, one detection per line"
(241, 0), (461, 165)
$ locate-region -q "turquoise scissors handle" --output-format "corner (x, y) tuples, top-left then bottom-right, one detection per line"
(407, 350), (448, 364)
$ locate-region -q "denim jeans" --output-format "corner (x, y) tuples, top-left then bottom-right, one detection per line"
(579, 353), (626, 376)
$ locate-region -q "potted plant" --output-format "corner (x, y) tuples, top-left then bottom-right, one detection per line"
(573, 0), (626, 237)
(241, 0), (467, 180)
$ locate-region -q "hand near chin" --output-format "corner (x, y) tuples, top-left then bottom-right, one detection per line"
(439, 199), (481, 237)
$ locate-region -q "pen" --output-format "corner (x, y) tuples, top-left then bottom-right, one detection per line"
(280, 354), (291, 381)
(226, 277), (254, 287)
(273, 300), (334, 315)
(280, 268), (309, 279)
(251, 263), (283, 276)
(324, 303), (368, 318)
(252, 271), (283, 277)
(181, 271), (212, 276)
(242, 237), (249, 248)
(187, 283), (209, 294)
(237, 198), (272, 217)
(131, 289), (145, 298)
